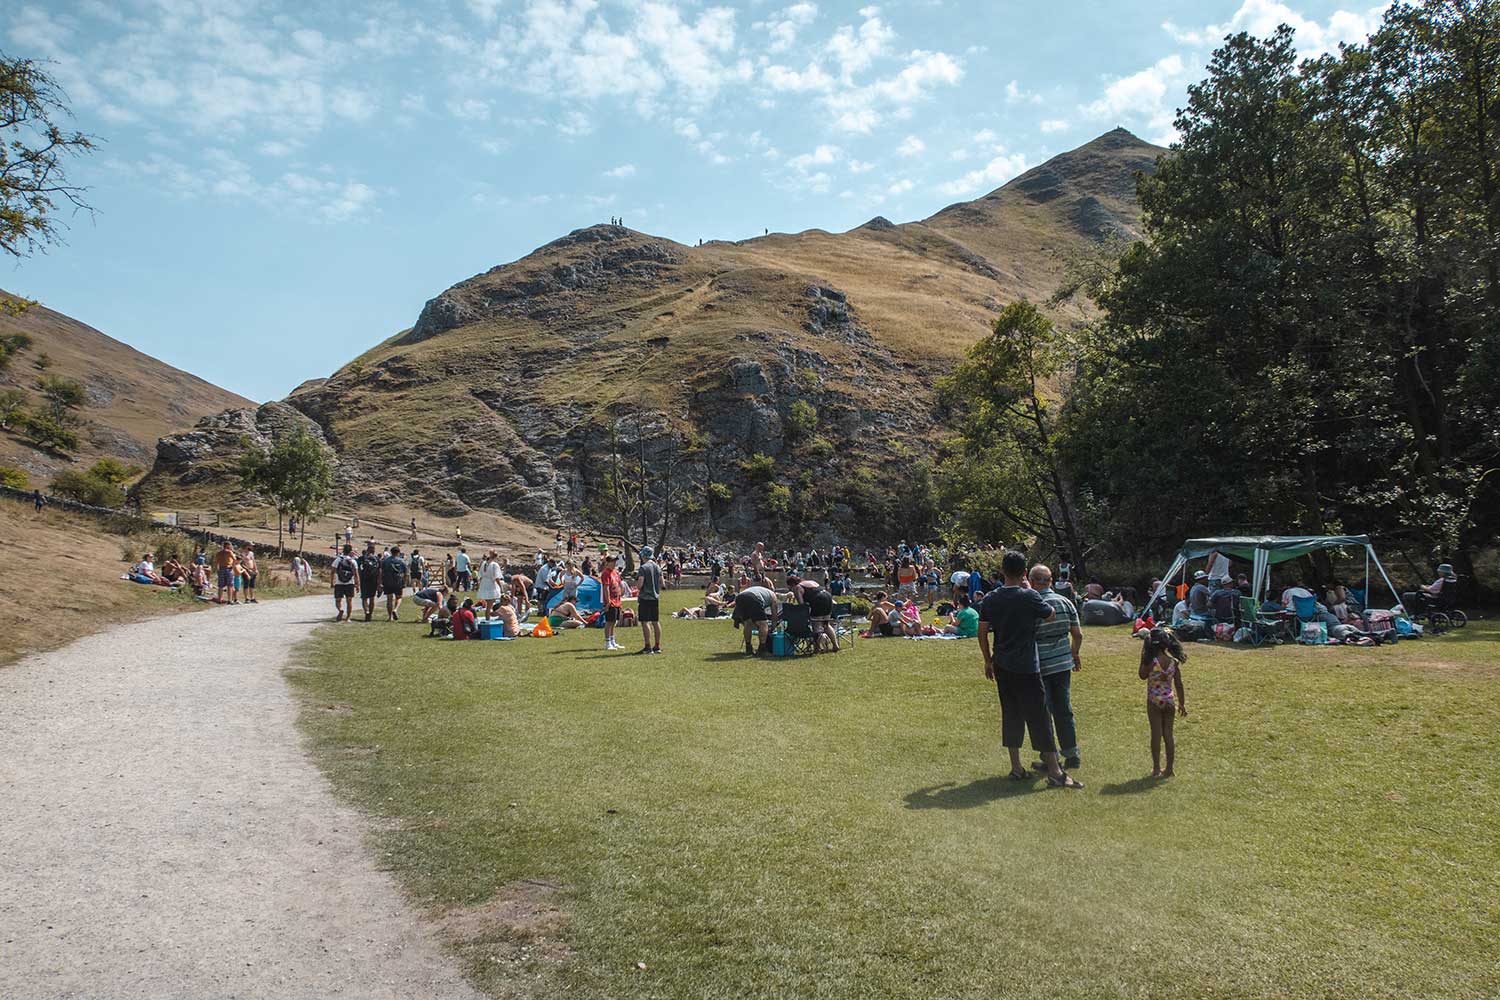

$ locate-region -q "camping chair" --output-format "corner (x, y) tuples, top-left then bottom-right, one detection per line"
(1291, 594), (1326, 643)
(1238, 597), (1291, 646)
(779, 604), (816, 656)
(831, 602), (858, 650)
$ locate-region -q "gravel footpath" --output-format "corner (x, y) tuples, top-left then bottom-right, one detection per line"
(0, 596), (483, 1000)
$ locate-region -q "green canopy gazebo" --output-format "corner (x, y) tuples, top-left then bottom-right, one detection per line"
(1148, 535), (1401, 608)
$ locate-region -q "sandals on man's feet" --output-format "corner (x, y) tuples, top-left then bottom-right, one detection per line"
(1047, 772), (1084, 789)
(1006, 769), (1033, 782)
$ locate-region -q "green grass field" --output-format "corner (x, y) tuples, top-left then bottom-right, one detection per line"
(291, 596), (1499, 1000)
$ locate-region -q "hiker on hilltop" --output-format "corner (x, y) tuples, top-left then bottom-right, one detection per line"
(32, 489), (44, 513)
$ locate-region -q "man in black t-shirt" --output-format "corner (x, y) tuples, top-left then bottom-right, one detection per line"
(381, 545), (409, 621)
(357, 542), (383, 622)
(977, 551), (1082, 789)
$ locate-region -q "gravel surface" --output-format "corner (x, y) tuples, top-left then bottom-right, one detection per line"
(0, 596), (483, 1000)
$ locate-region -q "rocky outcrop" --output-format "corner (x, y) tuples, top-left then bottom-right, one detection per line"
(146, 402), (330, 491)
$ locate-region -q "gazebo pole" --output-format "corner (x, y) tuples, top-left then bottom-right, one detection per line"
(1367, 545), (1401, 608)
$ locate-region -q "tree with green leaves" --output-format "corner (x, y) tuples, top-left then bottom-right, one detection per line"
(35, 373), (83, 422)
(240, 427), (336, 555)
(1, 53), (96, 260)
(49, 457), (141, 507)
(939, 300), (1089, 577)
(0, 330), (31, 371)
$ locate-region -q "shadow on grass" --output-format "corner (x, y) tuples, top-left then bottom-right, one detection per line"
(1097, 775), (1166, 796)
(903, 776), (1038, 809)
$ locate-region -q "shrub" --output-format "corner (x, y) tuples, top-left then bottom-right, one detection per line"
(784, 400), (817, 444)
(0, 464), (28, 489)
(740, 453), (775, 482)
(21, 413), (80, 454)
(848, 597), (873, 618)
(52, 468), (124, 507)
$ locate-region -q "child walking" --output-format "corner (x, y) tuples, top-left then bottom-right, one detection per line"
(1138, 628), (1188, 777)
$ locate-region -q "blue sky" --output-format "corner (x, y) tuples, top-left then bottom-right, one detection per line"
(3, 0), (1388, 402)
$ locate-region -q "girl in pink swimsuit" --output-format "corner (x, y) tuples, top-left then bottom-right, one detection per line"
(1138, 628), (1189, 777)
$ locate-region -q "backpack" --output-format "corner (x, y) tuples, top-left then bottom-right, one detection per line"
(334, 557), (356, 584)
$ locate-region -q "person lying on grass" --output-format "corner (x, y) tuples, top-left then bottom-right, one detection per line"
(1138, 627), (1188, 778)
(549, 600), (588, 628)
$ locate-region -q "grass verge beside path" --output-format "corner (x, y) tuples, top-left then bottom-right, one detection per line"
(293, 595), (1500, 1000)
(0, 505), (308, 665)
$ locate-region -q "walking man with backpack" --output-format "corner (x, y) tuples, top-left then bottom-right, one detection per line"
(357, 541), (382, 622)
(382, 544), (409, 621)
(331, 543), (358, 622)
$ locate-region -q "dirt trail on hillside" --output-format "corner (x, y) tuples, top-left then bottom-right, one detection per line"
(0, 596), (483, 1000)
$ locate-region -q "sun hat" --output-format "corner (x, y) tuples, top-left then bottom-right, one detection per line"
(1437, 563), (1457, 579)
(639, 546), (653, 560)
(1193, 570), (1208, 580)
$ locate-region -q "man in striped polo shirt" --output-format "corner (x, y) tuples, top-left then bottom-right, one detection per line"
(1030, 563), (1084, 770)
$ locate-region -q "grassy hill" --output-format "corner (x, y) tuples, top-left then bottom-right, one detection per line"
(142, 129), (1164, 542)
(0, 293), (253, 483)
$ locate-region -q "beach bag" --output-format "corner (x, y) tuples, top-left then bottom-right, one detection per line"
(585, 611), (604, 628)
(1233, 627), (1252, 644)
(532, 618), (554, 638)
(1214, 623), (1234, 642)
(621, 609), (636, 627)
(1299, 621), (1328, 645)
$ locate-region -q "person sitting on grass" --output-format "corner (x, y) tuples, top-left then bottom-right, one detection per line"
(1139, 627), (1188, 778)
(943, 593), (979, 637)
(868, 592), (898, 637)
(429, 596), (457, 637)
(451, 598), (478, 640)
(187, 561), (209, 596)
(897, 600), (924, 636)
(131, 553), (170, 586)
(160, 557), (187, 585)
(703, 577), (728, 617)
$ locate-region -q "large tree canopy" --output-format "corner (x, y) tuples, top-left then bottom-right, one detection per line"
(1, 52), (95, 259)
(1057, 1), (1500, 590)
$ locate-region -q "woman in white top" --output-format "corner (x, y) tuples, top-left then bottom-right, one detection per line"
(476, 549), (504, 617)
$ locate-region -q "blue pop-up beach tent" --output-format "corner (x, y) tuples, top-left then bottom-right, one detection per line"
(546, 576), (603, 613)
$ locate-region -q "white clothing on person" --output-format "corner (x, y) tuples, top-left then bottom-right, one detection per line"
(477, 559), (504, 601)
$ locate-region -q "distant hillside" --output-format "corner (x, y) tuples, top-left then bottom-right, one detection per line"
(0, 295), (253, 481)
(141, 129), (1163, 542)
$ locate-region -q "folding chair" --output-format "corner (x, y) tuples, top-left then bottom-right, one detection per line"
(779, 604), (817, 656)
(831, 602), (858, 650)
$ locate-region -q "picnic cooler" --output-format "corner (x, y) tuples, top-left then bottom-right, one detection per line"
(478, 620), (509, 640)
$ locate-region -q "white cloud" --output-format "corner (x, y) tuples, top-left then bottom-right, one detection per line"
(321, 181), (378, 221)
(604, 164), (638, 178)
(938, 151), (1029, 196)
(887, 178), (914, 195)
(848, 159), (874, 173)
(828, 10), (895, 81)
(763, 62), (835, 92)
(1040, 118), (1068, 133)
(757, 2), (819, 53)
(674, 118), (702, 140)
(449, 97), (493, 121)
(1164, 0), (1387, 58)
(1004, 79), (1041, 105)
(972, 128), (998, 144)
(897, 135), (925, 157)
(788, 144), (843, 172)
(1095, 1), (1389, 144)
(330, 87), (376, 122)
(823, 49), (963, 133)
(1081, 54), (1189, 142)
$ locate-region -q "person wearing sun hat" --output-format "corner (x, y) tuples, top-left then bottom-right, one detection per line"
(1402, 563), (1458, 615)
(1187, 570), (1213, 619)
